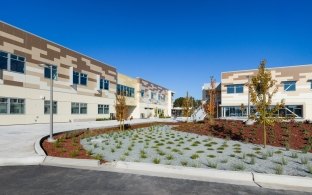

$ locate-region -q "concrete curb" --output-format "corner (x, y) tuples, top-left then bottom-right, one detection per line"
(253, 172), (312, 192)
(43, 156), (100, 167)
(0, 156), (46, 166)
(113, 161), (256, 186)
(35, 136), (47, 156)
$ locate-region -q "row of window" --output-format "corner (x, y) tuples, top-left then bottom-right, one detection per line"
(117, 84), (135, 97)
(140, 90), (166, 101)
(226, 81), (312, 94)
(0, 97), (109, 115)
(0, 51), (110, 90)
(222, 105), (303, 118)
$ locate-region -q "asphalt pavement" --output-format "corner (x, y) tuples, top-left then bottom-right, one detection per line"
(0, 165), (309, 195)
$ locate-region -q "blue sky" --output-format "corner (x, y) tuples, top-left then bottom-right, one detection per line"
(1, 0), (312, 99)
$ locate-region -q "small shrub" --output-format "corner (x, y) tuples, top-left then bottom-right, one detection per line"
(250, 157), (256, 165)
(207, 161), (217, 169)
(153, 158), (161, 164)
(183, 147), (191, 150)
(229, 154), (235, 158)
(70, 150), (79, 157)
(166, 154), (174, 160)
(181, 160), (188, 166)
(266, 150), (273, 157)
(220, 159), (228, 164)
(157, 150), (166, 156)
(232, 163), (245, 171)
(302, 145), (311, 154)
(290, 152), (298, 159)
(300, 156), (308, 165)
(172, 148), (180, 153)
(280, 157), (288, 165)
(124, 152), (129, 156)
(262, 153), (268, 160)
(307, 164), (312, 174)
(207, 154), (216, 158)
(167, 141), (174, 145)
(196, 150), (205, 153)
(94, 154), (103, 160)
(111, 148), (116, 153)
(190, 153), (200, 159)
(274, 165), (284, 175)
(274, 150), (283, 155)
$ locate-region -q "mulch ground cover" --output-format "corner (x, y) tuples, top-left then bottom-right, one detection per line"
(42, 122), (180, 162)
(173, 119), (312, 152)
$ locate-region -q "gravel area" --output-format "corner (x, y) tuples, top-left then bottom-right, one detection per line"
(81, 125), (312, 177)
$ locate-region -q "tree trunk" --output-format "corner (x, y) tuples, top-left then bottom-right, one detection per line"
(263, 121), (266, 148)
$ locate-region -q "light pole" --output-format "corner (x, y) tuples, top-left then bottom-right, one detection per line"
(47, 64), (55, 142)
(247, 75), (251, 118)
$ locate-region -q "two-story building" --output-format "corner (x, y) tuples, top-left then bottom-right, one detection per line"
(0, 21), (174, 125)
(218, 64), (312, 120)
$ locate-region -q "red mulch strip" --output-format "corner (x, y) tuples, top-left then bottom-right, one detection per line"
(173, 119), (312, 152)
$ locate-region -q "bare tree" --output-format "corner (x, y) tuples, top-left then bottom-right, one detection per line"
(248, 59), (284, 148)
(115, 93), (128, 131)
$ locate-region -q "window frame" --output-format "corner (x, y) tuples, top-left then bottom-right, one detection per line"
(44, 100), (58, 114)
(71, 102), (87, 114)
(226, 84), (244, 94)
(44, 65), (58, 80)
(98, 104), (109, 114)
(283, 81), (296, 92)
(0, 51), (26, 74)
(73, 71), (88, 86)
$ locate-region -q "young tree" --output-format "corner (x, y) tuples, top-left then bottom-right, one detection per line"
(204, 76), (217, 125)
(248, 59), (284, 148)
(115, 93), (128, 131)
(182, 91), (192, 121)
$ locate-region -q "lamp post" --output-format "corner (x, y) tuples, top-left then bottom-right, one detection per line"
(246, 75), (254, 125)
(47, 64), (55, 142)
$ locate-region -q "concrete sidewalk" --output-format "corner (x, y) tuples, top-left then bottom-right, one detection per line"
(0, 118), (174, 165)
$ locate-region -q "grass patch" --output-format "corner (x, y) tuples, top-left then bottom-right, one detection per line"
(190, 153), (200, 159)
(274, 165), (284, 175)
(232, 163), (245, 171)
(207, 154), (216, 158)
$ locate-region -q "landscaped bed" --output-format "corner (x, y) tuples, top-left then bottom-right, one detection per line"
(42, 120), (312, 177)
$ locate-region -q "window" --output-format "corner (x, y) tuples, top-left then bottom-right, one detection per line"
(0, 52), (25, 74)
(71, 102), (87, 114)
(0, 98), (8, 114)
(140, 90), (144, 97)
(10, 54), (25, 73)
(10, 98), (25, 114)
(151, 92), (156, 99)
(44, 65), (57, 80)
(44, 100), (57, 114)
(71, 102), (80, 114)
(226, 84), (244, 94)
(283, 81), (296, 91)
(73, 71), (88, 85)
(310, 81), (312, 89)
(100, 78), (110, 90)
(117, 84), (135, 97)
(98, 104), (109, 114)
(73, 71), (80, 84)
(0, 97), (25, 114)
(80, 73), (88, 85)
(0, 51), (8, 70)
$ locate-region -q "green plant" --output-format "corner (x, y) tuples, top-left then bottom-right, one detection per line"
(220, 159), (228, 163)
(229, 154), (235, 158)
(157, 150), (166, 156)
(266, 150), (273, 157)
(207, 161), (217, 169)
(153, 158), (161, 164)
(262, 153), (268, 160)
(111, 148), (116, 153)
(250, 157), (256, 165)
(280, 157), (288, 165)
(70, 150), (79, 157)
(124, 151), (129, 156)
(302, 145), (311, 154)
(93, 154), (103, 160)
(183, 147), (191, 150)
(166, 154), (174, 160)
(300, 156), (308, 165)
(274, 150), (283, 154)
(190, 153), (200, 159)
(290, 152), (298, 159)
(274, 165), (284, 175)
(196, 150), (205, 153)
(207, 154), (216, 158)
(180, 160), (188, 166)
(307, 164), (312, 174)
(232, 163), (245, 171)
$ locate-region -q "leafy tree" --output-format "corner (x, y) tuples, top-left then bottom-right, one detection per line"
(248, 60), (284, 148)
(115, 93), (128, 131)
(173, 97), (184, 107)
(182, 92), (193, 120)
(204, 76), (217, 125)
